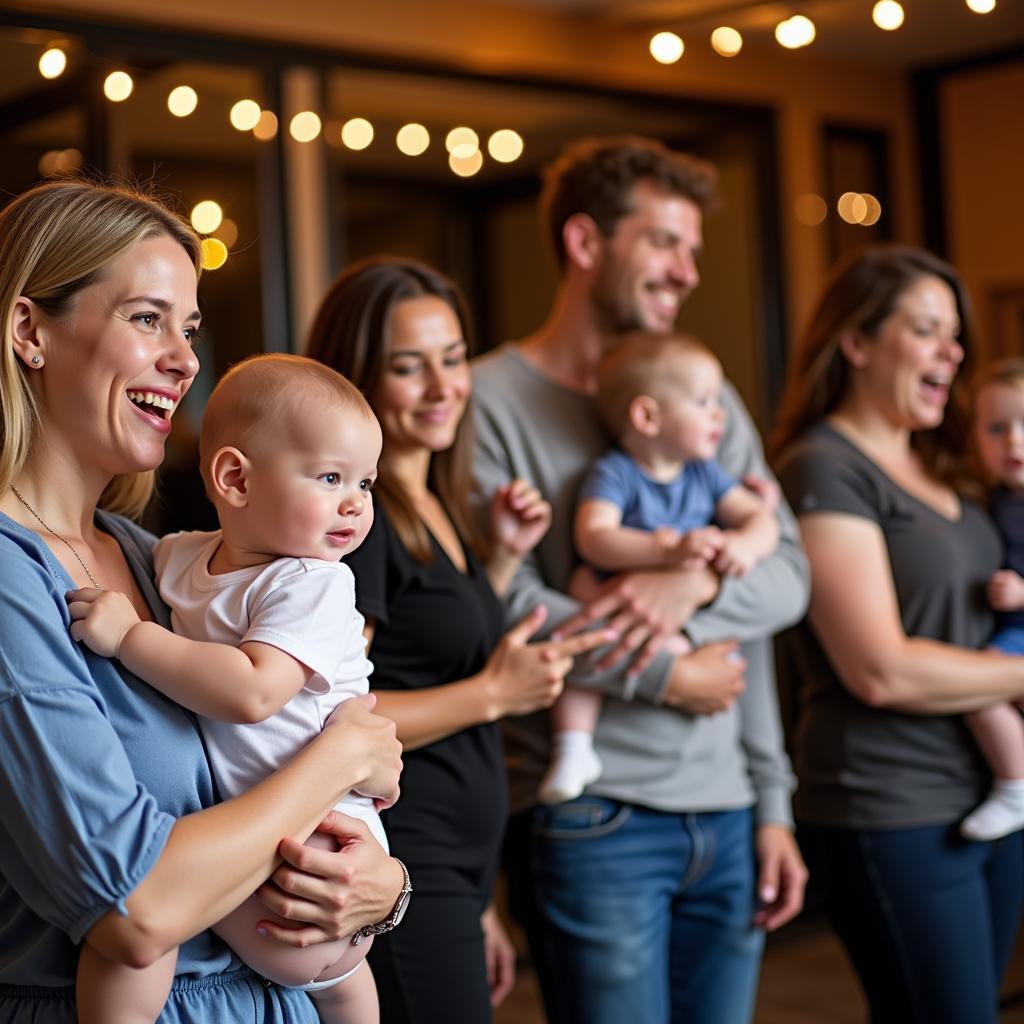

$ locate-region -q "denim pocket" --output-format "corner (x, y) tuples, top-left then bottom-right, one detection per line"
(533, 796), (633, 840)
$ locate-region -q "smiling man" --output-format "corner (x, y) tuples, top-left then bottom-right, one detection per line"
(472, 136), (810, 1024)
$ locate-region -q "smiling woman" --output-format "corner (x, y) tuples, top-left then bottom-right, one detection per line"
(0, 181), (405, 1024)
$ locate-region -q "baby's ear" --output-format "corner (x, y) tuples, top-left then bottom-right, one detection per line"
(628, 394), (661, 437)
(209, 447), (250, 507)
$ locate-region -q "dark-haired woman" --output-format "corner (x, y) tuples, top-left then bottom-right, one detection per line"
(306, 256), (612, 1024)
(773, 244), (1024, 1023)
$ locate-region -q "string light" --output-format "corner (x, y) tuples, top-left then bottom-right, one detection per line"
(289, 111), (322, 142)
(396, 123), (430, 156)
(201, 237), (228, 271)
(190, 200), (223, 234)
(38, 48), (66, 79)
(253, 110), (278, 141)
(103, 71), (134, 102)
(229, 99), (261, 131)
(449, 150), (483, 177)
(794, 194), (827, 226)
(966, 0), (995, 12)
(487, 130), (524, 163)
(775, 15), (816, 48)
(872, 1), (905, 30)
(445, 127), (479, 160)
(837, 192), (868, 224)
(649, 31), (684, 64)
(167, 86), (198, 117)
(341, 117), (374, 150)
(711, 27), (743, 57)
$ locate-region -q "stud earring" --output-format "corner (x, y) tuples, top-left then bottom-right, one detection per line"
(30, 356), (41, 365)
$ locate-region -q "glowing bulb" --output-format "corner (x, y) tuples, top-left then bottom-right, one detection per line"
(253, 110), (278, 141)
(54, 148), (82, 175)
(794, 194), (827, 226)
(837, 192), (868, 224)
(213, 217), (239, 249)
(38, 150), (60, 176)
(711, 27), (743, 57)
(38, 48), (66, 79)
(446, 127), (479, 159)
(167, 86), (198, 117)
(776, 15), (815, 48)
(201, 238), (228, 271)
(103, 71), (134, 102)
(341, 117), (373, 150)
(487, 129), (524, 163)
(396, 123), (430, 156)
(649, 31), (684, 64)
(190, 200), (223, 235)
(449, 150), (483, 177)
(966, 0), (995, 12)
(872, 1), (905, 30)
(290, 111), (321, 143)
(860, 194), (882, 227)
(230, 99), (261, 131)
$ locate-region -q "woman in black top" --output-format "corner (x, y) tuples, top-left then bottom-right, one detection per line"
(773, 245), (1024, 1023)
(306, 257), (613, 1024)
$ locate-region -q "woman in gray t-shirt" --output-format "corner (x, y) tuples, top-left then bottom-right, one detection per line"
(773, 245), (1024, 1024)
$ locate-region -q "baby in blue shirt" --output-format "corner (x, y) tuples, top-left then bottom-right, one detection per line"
(538, 333), (780, 804)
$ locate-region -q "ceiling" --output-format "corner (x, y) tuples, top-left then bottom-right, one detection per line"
(480, 0), (1024, 67)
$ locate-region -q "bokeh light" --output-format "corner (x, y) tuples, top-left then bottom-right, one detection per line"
(794, 194), (828, 226)
(229, 99), (261, 131)
(190, 200), (223, 235)
(711, 27), (743, 56)
(446, 126), (479, 159)
(167, 86), (198, 118)
(341, 117), (374, 150)
(253, 110), (278, 141)
(487, 129), (524, 163)
(396, 123), (430, 156)
(103, 71), (134, 102)
(649, 31), (684, 64)
(872, 1), (905, 30)
(201, 238), (229, 271)
(775, 15), (816, 48)
(213, 217), (239, 249)
(289, 111), (322, 143)
(38, 48), (66, 79)
(449, 150), (483, 177)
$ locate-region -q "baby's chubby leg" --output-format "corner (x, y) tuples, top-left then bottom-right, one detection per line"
(308, 958), (380, 1024)
(76, 942), (177, 1024)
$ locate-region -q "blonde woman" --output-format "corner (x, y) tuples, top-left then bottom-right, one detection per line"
(0, 181), (403, 1023)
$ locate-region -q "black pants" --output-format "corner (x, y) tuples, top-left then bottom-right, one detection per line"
(369, 889), (491, 1024)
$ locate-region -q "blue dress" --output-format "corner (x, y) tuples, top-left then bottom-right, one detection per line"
(0, 511), (318, 1023)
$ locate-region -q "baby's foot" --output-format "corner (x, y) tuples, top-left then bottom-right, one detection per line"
(538, 732), (603, 805)
(961, 779), (1024, 841)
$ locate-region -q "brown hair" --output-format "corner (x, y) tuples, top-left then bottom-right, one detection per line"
(540, 135), (718, 268)
(304, 256), (484, 563)
(199, 353), (374, 491)
(596, 332), (717, 438)
(771, 244), (976, 485)
(0, 179), (201, 518)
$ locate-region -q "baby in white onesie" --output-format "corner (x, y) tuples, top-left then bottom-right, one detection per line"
(71, 354), (392, 1024)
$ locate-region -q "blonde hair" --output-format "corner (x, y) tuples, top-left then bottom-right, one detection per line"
(595, 332), (717, 438)
(0, 180), (202, 518)
(199, 353), (374, 491)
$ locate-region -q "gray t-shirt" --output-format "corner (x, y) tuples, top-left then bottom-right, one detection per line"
(777, 423), (998, 829)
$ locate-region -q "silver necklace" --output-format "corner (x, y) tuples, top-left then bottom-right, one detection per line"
(10, 485), (103, 590)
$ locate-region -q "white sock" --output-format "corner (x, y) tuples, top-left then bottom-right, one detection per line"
(537, 731), (603, 805)
(961, 778), (1024, 841)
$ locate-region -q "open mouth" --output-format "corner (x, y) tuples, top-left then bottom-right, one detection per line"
(127, 389), (177, 421)
(919, 375), (950, 404)
(327, 529), (355, 545)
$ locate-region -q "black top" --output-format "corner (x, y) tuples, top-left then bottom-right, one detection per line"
(991, 486), (1024, 631)
(776, 423), (998, 829)
(345, 505), (507, 900)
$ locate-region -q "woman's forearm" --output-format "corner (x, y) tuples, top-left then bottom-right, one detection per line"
(485, 546), (523, 597)
(85, 725), (370, 967)
(373, 680), (492, 751)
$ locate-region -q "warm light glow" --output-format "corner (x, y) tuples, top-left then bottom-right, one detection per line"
(487, 129), (524, 163)
(190, 200), (223, 235)
(341, 117), (374, 150)
(103, 71), (134, 102)
(860, 193), (882, 226)
(396, 123), (430, 156)
(229, 99), (261, 131)
(290, 111), (322, 143)
(201, 237), (229, 271)
(449, 150), (483, 177)
(446, 126), (479, 159)
(253, 110), (278, 141)
(837, 192), (869, 224)
(966, 0), (995, 12)
(794, 194), (827, 226)
(711, 26), (743, 57)
(38, 48), (66, 79)
(872, 1), (905, 30)
(167, 86), (198, 117)
(649, 31), (684, 64)
(38, 150), (60, 176)
(54, 148), (82, 175)
(213, 217), (239, 249)
(775, 15), (816, 48)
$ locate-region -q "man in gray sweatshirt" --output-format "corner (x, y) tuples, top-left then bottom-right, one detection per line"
(472, 136), (810, 1024)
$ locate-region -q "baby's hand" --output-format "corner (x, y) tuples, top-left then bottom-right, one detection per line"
(713, 532), (759, 577)
(491, 479), (551, 556)
(667, 526), (725, 567)
(66, 589), (141, 659)
(988, 570), (1024, 613)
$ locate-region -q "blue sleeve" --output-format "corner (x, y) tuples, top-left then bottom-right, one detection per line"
(701, 458), (738, 504)
(578, 450), (636, 511)
(0, 539), (174, 943)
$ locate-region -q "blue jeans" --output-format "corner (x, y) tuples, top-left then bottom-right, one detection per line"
(802, 822), (1024, 1024)
(520, 799), (763, 1024)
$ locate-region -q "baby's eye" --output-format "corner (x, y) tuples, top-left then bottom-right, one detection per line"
(360, 478), (376, 493)
(320, 473), (340, 486)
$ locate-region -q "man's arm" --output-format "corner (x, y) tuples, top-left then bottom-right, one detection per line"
(685, 381), (810, 648)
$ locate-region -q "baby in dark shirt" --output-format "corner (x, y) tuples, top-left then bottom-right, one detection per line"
(962, 359), (1024, 841)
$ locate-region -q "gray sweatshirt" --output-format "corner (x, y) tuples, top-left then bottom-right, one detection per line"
(472, 344), (809, 826)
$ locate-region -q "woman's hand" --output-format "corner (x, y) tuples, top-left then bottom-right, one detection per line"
(478, 605), (618, 720)
(490, 478), (551, 556)
(323, 694), (403, 808)
(254, 811), (405, 944)
(481, 903), (517, 1007)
